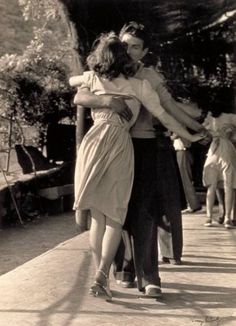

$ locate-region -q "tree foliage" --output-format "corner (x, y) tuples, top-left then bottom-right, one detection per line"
(155, 17), (235, 108)
(0, 0), (77, 146)
(0, 0), (235, 144)
(66, 0), (235, 111)
(18, 0), (59, 21)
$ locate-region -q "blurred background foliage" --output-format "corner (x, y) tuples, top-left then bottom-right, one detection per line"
(0, 0), (235, 146)
(0, 0), (75, 146)
(70, 0), (236, 110)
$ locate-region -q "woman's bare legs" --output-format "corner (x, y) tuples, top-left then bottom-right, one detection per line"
(224, 186), (234, 228)
(89, 208), (122, 298)
(98, 216), (122, 276)
(233, 190), (236, 225)
(216, 188), (225, 223)
(205, 184), (217, 226)
(89, 210), (105, 269)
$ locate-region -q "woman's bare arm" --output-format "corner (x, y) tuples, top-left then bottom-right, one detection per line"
(73, 89), (133, 121)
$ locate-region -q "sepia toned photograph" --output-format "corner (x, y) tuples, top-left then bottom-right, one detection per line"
(0, 1), (236, 325)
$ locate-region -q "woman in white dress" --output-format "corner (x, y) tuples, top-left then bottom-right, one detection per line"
(203, 104), (236, 229)
(71, 33), (204, 300)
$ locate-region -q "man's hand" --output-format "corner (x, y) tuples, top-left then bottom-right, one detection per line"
(109, 96), (133, 122)
(198, 132), (212, 146)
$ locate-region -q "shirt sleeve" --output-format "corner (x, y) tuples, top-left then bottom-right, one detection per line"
(147, 68), (172, 104)
(140, 79), (166, 118)
(79, 71), (94, 90)
(155, 79), (172, 104)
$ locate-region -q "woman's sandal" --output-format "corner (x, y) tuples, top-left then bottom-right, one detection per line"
(89, 270), (112, 301)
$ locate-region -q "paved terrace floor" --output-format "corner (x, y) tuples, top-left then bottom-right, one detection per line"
(0, 209), (236, 326)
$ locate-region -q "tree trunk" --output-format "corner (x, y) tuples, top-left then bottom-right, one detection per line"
(57, 1), (85, 148)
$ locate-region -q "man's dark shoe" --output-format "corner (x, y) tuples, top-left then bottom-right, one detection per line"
(162, 256), (170, 264)
(162, 256), (181, 265)
(144, 284), (162, 298)
(182, 206), (202, 214)
(116, 280), (135, 288)
(192, 206), (202, 213)
(121, 280), (135, 288)
(169, 258), (182, 265)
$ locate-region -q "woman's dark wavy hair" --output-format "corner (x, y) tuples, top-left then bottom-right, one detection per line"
(86, 32), (136, 80)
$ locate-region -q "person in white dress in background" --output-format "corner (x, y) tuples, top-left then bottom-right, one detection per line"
(202, 94), (236, 229)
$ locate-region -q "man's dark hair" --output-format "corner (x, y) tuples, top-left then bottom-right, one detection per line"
(119, 21), (150, 49)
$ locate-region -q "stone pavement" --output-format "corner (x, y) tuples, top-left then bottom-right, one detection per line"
(0, 209), (236, 326)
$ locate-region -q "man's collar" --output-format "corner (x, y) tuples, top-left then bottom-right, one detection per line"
(135, 61), (144, 74)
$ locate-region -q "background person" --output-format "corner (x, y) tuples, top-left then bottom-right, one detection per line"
(202, 92), (236, 229)
(173, 135), (202, 213)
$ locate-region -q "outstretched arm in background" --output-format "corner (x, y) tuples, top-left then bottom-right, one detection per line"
(162, 98), (204, 132)
(176, 101), (202, 119)
(148, 68), (205, 132)
(140, 80), (205, 143)
(153, 76), (204, 132)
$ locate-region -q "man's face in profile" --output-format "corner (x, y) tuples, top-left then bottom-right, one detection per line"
(121, 33), (148, 63)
